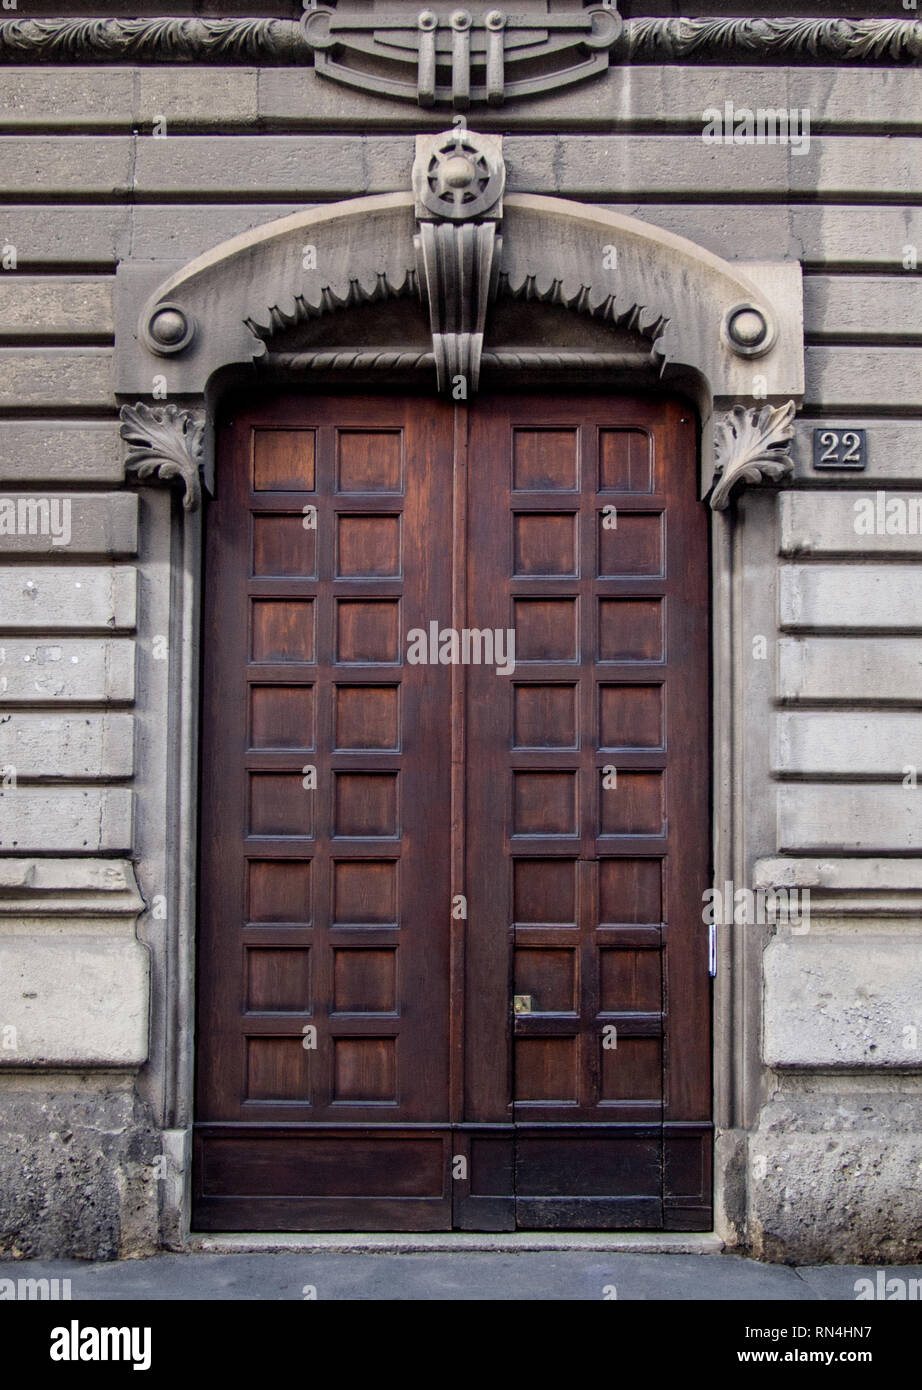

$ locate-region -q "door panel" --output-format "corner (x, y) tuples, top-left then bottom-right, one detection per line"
(193, 389), (711, 1232)
(463, 395), (711, 1230)
(194, 395), (456, 1231)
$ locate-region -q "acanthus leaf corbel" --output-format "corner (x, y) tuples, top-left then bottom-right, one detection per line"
(119, 402), (206, 511)
(709, 400), (797, 511)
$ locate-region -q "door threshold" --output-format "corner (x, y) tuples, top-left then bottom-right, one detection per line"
(192, 1232), (724, 1255)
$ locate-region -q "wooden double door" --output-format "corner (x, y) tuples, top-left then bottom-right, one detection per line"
(193, 389), (711, 1232)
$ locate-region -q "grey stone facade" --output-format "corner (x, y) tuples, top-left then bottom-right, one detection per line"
(0, 1), (920, 1263)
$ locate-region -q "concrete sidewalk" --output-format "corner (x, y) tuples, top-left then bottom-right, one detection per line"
(3, 1249), (919, 1300)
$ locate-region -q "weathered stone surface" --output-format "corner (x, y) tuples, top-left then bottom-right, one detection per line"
(0, 639), (135, 703)
(0, 422), (123, 485)
(778, 636), (922, 702)
(0, 933), (148, 1066)
(0, 137), (132, 196)
(764, 932), (922, 1067)
(0, 566), (136, 631)
(0, 277), (113, 339)
(805, 346), (922, 411)
(780, 564), (922, 630)
(778, 785), (922, 853)
(5, 202), (921, 271)
(791, 422), (922, 484)
(0, 1081), (159, 1261)
(748, 1078), (922, 1264)
(0, 349), (111, 408)
(0, 493), (137, 556)
(780, 491), (922, 556)
(0, 713), (134, 779)
(804, 276), (922, 342)
(775, 711), (922, 777)
(117, 134), (922, 200)
(2, 65), (918, 134)
(0, 788), (133, 852)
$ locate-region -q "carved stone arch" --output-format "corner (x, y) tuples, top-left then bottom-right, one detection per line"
(115, 139), (803, 505)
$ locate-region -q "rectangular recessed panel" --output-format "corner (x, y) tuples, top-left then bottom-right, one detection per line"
(246, 1037), (311, 1102)
(600, 771), (664, 837)
(249, 685), (313, 750)
(598, 684), (663, 750)
(601, 1037), (662, 1101)
(252, 429), (315, 492)
(337, 430), (402, 493)
(332, 860), (397, 925)
(333, 1038), (397, 1102)
(334, 685), (399, 750)
(246, 947), (311, 1012)
(334, 772), (398, 838)
(514, 598), (578, 663)
(515, 1036), (577, 1102)
(333, 948), (396, 1013)
(513, 684), (577, 748)
(514, 513), (577, 576)
(599, 512), (664, 577)
(513, 428), (578, 491)
(514, 948), (576, 1013)
(249, 773), (313, 838)
(336, 514), (401, 578)
(252, 514), (316, 578)
(516, 1135), (661, 1197)
(598, 599), (663, 663)
(514, 771), (577, 837)
(600, 948), (662, 1012)
(248, 859), (312, 924)
(251, 599), (314, 664)
(599, 429), (653, 492)
(199, 1136), (442, 1199)
(599, 859), (662, 924)
(336, 600), (400, 664)
(514, 859), (577, 924)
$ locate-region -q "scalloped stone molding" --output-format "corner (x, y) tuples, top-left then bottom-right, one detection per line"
(0, 15), (919, 79)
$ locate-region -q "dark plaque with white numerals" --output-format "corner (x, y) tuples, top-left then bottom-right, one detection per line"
(813, 428), (867, 470)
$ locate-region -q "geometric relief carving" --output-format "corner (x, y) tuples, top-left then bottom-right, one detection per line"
(514, 859), (577, 925)
(598, 858), (661, 924)
(513, 429), (579, 491)
(599, 428), (653, 492)
(599, 771), (663, 837)
(253, 429), (316, 492)
(598, 598), (663, 663)
(337, 430), (403, 492)
(598, 511), (663, 577)
(251, 599), (315, 664)
(514, 598), (578, 663)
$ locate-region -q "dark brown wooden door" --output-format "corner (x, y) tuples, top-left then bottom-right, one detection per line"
(459, 395), (711, 1231)
(193, 390), (711, 1232)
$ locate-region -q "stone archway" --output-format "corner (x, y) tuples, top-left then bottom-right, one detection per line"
(111, 128), (805, 1241)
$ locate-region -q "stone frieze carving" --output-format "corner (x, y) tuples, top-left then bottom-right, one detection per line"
(710, 400), (796, 511)
(119, 402), (205, 511)
(1, 16), (917, 80)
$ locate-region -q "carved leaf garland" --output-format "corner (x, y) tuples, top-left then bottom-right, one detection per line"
(710, 400), (796, 511)
(119, 402), (205, 511)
